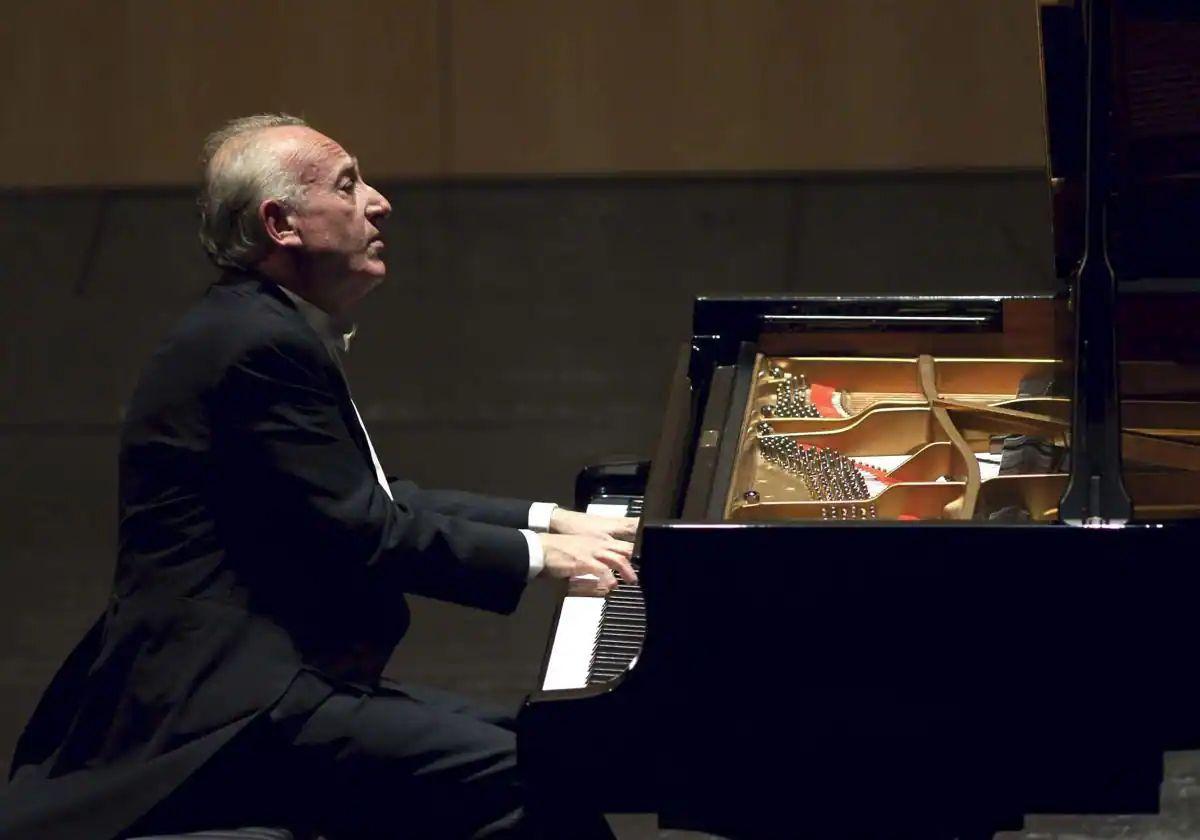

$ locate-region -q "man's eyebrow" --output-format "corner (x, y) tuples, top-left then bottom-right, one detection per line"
(335, 157), (359, 180)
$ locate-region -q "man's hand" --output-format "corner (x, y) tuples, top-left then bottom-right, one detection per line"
(538, 533), (637, 596)
(549, 507), (639, 542)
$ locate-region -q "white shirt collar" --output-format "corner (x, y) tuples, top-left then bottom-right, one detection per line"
(277, 285), (357, 353)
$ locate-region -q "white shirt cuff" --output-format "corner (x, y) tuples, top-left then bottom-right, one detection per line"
(520, 528), (545, 580)
(527, 501), (558, 532)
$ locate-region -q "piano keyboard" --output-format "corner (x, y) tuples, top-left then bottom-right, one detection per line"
(540, 495), (645, 691)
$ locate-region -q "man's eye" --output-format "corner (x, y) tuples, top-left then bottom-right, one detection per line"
(340, 180), (355, 193)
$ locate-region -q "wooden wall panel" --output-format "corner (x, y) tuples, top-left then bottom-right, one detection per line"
(2, 0), (1049, 185)
(0, 0), (440, 187)
(450, 0), (1048, 173)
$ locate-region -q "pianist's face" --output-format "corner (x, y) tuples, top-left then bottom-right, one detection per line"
(267, 126), (392, 314)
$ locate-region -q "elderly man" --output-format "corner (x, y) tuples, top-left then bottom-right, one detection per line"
(2, 114), (634, 839)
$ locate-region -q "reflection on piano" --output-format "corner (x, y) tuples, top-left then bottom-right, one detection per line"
(520, 1), (1200, 837)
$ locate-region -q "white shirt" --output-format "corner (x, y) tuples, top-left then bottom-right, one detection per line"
(278, 286), (551, 579)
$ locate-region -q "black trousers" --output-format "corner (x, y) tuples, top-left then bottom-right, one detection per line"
(123, 673), (613, 840)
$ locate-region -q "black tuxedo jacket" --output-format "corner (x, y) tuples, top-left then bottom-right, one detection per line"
(2, 272), (534, 839)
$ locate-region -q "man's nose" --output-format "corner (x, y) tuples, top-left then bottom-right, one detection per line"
(366, 184), (391, 220)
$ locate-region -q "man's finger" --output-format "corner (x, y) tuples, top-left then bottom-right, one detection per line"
(598, 550), (638, 585)
(568, 576), (604, 596)
(613, 516), (639, 533)
(604, 538), (635, 558)
(569, 560), (615, 594)
(591, 564), (618, 595)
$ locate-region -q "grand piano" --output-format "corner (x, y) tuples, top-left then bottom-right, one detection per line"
(519, 1), (1200, 837)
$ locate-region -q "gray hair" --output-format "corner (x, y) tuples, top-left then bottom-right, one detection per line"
(198, 113), (309, 270)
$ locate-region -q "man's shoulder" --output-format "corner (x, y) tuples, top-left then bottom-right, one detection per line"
(132, 273), (325, 400)
(167, 273), (319, 363)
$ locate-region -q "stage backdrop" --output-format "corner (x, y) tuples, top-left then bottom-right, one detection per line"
(2, 0), (1047, 186)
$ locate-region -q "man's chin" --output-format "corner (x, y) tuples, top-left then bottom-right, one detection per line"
(365, 256), (387, 280)
(356, 259), (387, 283)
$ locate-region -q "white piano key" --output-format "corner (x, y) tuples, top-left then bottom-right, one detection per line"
(541, 596), (604, 690)
(586, 502), (630, 518)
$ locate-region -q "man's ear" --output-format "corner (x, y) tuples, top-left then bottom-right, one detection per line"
(260, 199), (302, 249)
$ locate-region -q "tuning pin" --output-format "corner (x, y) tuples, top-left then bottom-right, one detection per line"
(760, 404), (774, 418)
(797, 373), (808, 390)
(756, 421), (774, 436)
(742, 489), (760, 504)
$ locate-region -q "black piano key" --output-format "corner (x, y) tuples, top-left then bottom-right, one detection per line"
(596, 640), (642, 651)
(592, 659), (636, 671)
(584, 493), (648, 685)
(595, 637), (642, 649)
(595, 643), (641, 655)
(595, 642), (641, 653)
(603, 603), (643, 614)
(596, 628), (644, 640)
(595, 631), (641, 643)
(599, 611), (642, 622)
(591, 665), (633, 677)
(599, 610), (644, 623)
(596, 639), (642, 648)
(590, 661), (631, 672)
(594, 642), (640, 654)
(599, 625), (645, 637)
(594, 656), (638, 667)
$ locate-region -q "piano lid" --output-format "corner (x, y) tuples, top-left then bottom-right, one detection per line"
(1041, 0), (1200, 281)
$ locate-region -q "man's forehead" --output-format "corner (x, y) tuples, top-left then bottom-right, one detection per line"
(259, 126), (352, 182)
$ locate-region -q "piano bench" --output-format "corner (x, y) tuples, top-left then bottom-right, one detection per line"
(127, 829), (305, 840)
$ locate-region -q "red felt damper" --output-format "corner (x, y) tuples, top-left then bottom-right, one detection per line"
(807, 383), (844, 418)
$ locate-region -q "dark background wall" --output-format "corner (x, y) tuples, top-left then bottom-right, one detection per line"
(0, 171), (1056, 781)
